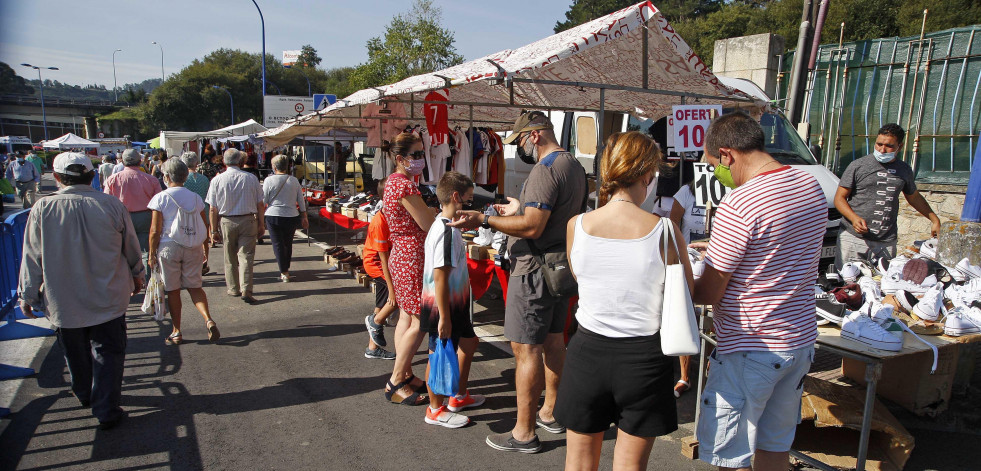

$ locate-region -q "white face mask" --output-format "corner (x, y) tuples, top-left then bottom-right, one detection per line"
(873, 149), (896, 163)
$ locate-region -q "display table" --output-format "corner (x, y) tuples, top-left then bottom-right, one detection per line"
(694, 316), (981, 471)
(318, 208), (369, 230)
(466, 255), (510, 301)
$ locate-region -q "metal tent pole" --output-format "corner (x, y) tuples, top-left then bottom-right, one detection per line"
(595, 89), (605, 209)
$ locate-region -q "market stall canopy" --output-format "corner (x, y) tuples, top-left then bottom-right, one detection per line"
(149, 137), (162, 149)
(258, 0), (764, 147)
(41, 133), (100, 150)
(159, 119), (269, 155)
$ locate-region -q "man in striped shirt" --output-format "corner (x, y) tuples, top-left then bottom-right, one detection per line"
(693, 113), (826, 471)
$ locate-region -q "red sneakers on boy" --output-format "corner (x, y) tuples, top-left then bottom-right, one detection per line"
(446, 391), (486, 412)
(425, 405), (470, 428)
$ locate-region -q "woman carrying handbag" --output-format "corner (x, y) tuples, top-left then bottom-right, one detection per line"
(554, 132), (695, 471)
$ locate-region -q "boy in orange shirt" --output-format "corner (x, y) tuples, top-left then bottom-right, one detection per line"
(363, 177), (398, 360)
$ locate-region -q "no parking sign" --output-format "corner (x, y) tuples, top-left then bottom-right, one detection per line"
(671, 105), (721, 152)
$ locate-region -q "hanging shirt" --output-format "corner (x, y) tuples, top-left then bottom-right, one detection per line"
(424, 89), (450, 147)
(453, 129), (472, 177)
(360, 100), (408, 148)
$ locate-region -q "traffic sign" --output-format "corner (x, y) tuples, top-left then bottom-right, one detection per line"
(671, 105), (722, 152)
(97, 131), (105, 138)
(313, 94), (337, 110)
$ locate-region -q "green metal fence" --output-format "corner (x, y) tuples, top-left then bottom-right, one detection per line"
(778, 25), (981, 185)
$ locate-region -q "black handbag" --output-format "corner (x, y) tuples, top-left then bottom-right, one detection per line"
(527, 239), (577, 297)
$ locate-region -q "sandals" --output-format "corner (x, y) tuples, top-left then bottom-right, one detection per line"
(165, 331), (182, 345)
(384, 377), (427, 406)
(207, 321), (220, 342)
(673, 380), (690, 398)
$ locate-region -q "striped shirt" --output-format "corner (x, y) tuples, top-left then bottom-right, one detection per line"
(704, 166), (826, 353)
(205, 166), (263, 216)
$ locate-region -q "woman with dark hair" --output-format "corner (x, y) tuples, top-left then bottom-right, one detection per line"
(382, 132), (434, 406)
(242, 151), (261, 180)
(556, 131), (693, 470)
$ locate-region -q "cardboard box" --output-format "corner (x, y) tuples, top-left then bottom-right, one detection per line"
(342, 207), (358, 219)
(793, 377), (914, 471)
(842, 344), (959, 416)
(468, 244), (489, 260)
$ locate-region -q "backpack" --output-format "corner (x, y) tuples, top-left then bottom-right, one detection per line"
(166, 192), (207, 247)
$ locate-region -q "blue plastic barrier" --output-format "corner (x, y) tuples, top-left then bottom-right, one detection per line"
(962, 132), (981, 222)
(0, 209), (55, 380)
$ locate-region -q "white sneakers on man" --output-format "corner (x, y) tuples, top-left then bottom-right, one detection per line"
(841, 311), (903, 351)
(943, 306), (981, 336)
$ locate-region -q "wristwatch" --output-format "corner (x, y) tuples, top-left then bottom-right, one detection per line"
(481, 214), (491, 229)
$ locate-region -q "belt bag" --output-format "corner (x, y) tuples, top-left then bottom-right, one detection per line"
(527, 239), (577, 297)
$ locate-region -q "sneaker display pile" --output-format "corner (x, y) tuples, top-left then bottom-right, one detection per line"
(943, 306), (981, 336)
(841, 311), (903, 351)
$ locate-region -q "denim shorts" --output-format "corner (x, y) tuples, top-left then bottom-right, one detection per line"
(696, 346), (814, 469)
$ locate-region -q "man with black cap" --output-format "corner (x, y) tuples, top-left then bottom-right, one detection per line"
(19, 152), (144, 430)
(451, 111), (587, 453)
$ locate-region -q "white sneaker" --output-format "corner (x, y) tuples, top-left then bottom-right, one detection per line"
(945, 281), (981, 308)
(859, 301), (904, 339)
(840, 262), (862, 283)
(919, 238), (938, 259)
(880, 271), (932, 295)
(858, 276), (882, 303)
(912, 283), (945, 321)
(841, 312), (903, 351)
(425, 406), (470, 429)
(955, 258), (981, 280)
(943, 306), (981, 336)
(882, 255), (910, 278)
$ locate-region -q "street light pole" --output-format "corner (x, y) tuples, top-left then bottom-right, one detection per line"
(22, 63), (59, 141)
(152, 41), (165, 82)
(266, 79), (282, 95)
(213, 85), (234, 125)
(112, 48), (122, 101)
(251, 0), (267, 126)
(283, 64), (311, 96)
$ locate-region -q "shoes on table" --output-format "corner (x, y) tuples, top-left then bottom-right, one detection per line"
(858, 276), (882, 303)
(841, 311), (903, 351)
(881, 271), (936, 295)
(919, 238), (939, 259)
(816, 297), (848, 326)
(912, 283), (945, 322)
(956, 257), (981, 280)
(943, 306), (981, 336)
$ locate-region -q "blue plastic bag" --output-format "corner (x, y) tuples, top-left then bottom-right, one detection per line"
(428, 337), (459, 397)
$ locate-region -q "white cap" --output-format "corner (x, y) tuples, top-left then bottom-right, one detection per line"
(53, 152), (95, 176)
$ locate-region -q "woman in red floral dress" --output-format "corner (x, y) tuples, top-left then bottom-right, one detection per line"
(383, 132), (435, 405)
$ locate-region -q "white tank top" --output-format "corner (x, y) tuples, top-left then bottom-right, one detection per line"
(570, 215), (666, 338)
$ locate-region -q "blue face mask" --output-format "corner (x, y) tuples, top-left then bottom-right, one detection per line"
(873, 149), (896, 163)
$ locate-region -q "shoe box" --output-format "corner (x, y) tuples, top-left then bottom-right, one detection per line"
(342, 207), (359, 219)
(841, 345), (960, 416)
(467, 243), (496, 261)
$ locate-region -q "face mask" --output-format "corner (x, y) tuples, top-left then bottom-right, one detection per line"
(713, 163), (737, 189)
(873, 149), (896, 163)
(404, 157), (426, 176)
(516, 134), (538, 165)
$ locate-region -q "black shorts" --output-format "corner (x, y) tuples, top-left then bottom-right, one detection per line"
(420, 307), (476, 352)
(372, 277), (389, 309)
(554, 327), (678, 438)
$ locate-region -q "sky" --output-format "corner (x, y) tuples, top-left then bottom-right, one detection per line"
(0, 0), (565, 89)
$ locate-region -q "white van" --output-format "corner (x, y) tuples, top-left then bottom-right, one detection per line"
(0, 136), (34, 156)
(500, 78), (842, 265)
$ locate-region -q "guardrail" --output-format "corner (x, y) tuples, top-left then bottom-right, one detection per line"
(0, 94), (134, 108)
(0, 209), (55, 383)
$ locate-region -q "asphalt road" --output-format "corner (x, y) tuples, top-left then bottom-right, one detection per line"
(0, 213), (714, 471)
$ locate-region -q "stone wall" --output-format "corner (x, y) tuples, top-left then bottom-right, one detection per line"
(896, 184), (965, 247)
(712, 33), (785, 97)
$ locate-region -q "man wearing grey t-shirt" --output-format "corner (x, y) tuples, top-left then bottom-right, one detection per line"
(834, 123), (941, 268)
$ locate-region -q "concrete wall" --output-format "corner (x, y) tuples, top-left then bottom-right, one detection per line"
(896, 184), (965, 247)
(713, 33), (786, 97)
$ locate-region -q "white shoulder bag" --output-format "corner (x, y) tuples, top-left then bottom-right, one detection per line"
(659, 218), (700, 356)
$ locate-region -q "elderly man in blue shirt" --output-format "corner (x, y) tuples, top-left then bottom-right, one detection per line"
(5, 151), (40, 208)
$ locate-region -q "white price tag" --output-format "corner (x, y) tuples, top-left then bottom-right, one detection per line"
(693, 163), (729, 207)
(672, 105), (722, 152)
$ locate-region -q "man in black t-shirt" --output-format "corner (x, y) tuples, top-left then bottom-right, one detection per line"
(834, 123), (941, 268)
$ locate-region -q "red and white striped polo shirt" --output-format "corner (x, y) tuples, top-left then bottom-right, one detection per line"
(705, 166), (826, 353)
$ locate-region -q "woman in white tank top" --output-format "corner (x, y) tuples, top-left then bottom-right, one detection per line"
(554, 132), (694, 471)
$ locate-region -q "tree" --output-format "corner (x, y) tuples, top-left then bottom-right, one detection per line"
(350, 0), (464, 89)
(0, 62), (34, 95)
(297, 44), (322, 68)
(554, 0), (722, 33)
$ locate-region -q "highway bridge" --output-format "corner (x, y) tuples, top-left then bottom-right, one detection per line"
(0, 95), (134, 141)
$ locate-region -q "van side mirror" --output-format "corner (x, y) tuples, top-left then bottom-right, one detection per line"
(809, 144), (822, 160)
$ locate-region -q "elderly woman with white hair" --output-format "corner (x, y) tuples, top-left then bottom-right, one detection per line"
(148, 158), (219, 345)
(263, 154), (308, 282)
(181, 151), (213, 275)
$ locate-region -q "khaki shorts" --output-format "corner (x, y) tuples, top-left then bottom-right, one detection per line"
(158, 241), (204, 291)
(504, 267), (570, 345)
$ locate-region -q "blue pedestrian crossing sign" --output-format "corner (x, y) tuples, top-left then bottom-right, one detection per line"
(313, 94), (337, 110)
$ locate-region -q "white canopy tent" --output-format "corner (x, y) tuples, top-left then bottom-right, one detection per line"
(258, 1), (764, 151)
(41, 133), (100, 150)
(159, 119), (269, 156)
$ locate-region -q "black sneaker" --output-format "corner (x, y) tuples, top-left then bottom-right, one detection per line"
(536, 414), (566, 434)
(364, 347), (395, 360)
(365, 314), (387, 347)
(486, 431), (542, 453)
(816, 297), (847, 325)
(97, 410), (127, 430)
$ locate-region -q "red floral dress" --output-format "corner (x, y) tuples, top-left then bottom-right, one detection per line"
(384, 172), (427, 316)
